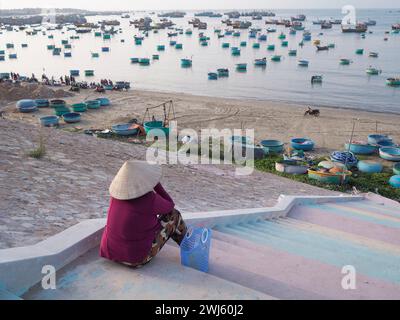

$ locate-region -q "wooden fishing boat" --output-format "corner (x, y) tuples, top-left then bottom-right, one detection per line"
(267, 44), (275, 51)
(139, 58), (150, 65)
(222, 42), (230, 48)
(152, 54), (159, 60)
(311, 75), (323, 83)
(366, 67), (381, 75)
(328, 43), (335, 48)
(386, 78), (400, 86)
(130, 57), (139, 63)
(208, 72), (218, 80)
(281, 41), (288, 47)
(240, 41), (247, 47)
(181, 58), (192, 67)
(157, 45), (165, 51)
(236, 63), (247, 71)
(369, 52), (379, 57)
(271, 55), (282, 62)
(175, 43), (183, 49)
(85, 70), (94, 76)
(355, 48), (364, 55)
(254, 58), (267, 66)
(298, 59), (309, 67)
(258, 34), (267, 41)
(252, 43), (260, 49)
(340, 58), (352, 65)
(316, 45), (329, 51)
(217, 68), (229, 77)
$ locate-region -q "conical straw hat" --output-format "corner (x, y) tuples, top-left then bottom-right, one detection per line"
(109, 160), (162, 200)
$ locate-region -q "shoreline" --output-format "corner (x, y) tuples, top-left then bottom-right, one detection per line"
(4, 84), (400, 153)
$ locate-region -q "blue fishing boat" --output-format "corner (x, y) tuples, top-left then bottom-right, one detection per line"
(271, 55), (282, 62)
(139, 58), (150, 65)
(258, 34), (267, 41)
(0, 55), (5, 61)
(72, 103), (87, 112)
(267, 44), (275, 51)
(386, 78), (400, 86)
(267, 28), (276, 33)
(254, 58), (267, 66)
(130, 57), (139, 63)
(288, 49), (297, 56)
(252, 43), (260, 49)
(233, 31), (241, 37)
(152, 54), (159, 60)
(281, 40), (288, 47)
(393, 163), (400, 175)
(169, 40), (177, 46)
(112, 123), (139, 136)
(249, 31), (257, 38)
(222, 42), (230, 48)
(85, 70), (94, 76)
(40, 115), (59, 127)
(91, 52), (99, 58)
(9, 54), (17, 59)
(240, 41), (247, 47)
(157, 45), (165, 51)
(200, 41), (208, 46)
(217, 68), (229, 77)
(208, 72), (218, 80)
(236, 63), (247, 71)
(298, 59), (309, 67)
(102, 47), (110, 52)
(231, 47), (240, 56)
(175, 43), (183, 49)
(181, 58), (192, 67)
(64, 52), (72, 58)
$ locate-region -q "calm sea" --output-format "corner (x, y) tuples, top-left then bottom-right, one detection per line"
(1, 8), (400, 113)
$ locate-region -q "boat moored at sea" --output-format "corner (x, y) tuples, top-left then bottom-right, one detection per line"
(181, 58), (192, 67)
(340, 58), (352, 65)
(208, 72), (218, 80)
(298, 59), (309, 67)
(366, 67), (382, 75)
(217, 68), (229, 77)
(236, 63), (247, 71)
(311, 75), (323, 84)
(254, 58), (267, 66)
(386, 78), (400, 86)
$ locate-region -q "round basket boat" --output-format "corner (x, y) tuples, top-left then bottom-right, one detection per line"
(345, 142), (378, 155)
(35, 99), (50, 108)
(275, 160), (308, 174)
(40, 115), (59, 127)
(394, 163), (400, 175)
(85, 100), (101, 109)
(96, 97), (111, 107)
(379, 147), (400, 161)
(112, 123), (139, 136)
(144, 121), (169, 136)
(308, 169), (351, 185)
(368, 134), (392, 145)
(50, 99), (66, 108)
(54, 106), (70, 116)
(72, 103), (87, 112)
(260, 140), (284, 154)
(389, 175), (400, 188)
(291, 138), (315, 151)
(357, 160), (383, 173)
(62, 112), (81, 123)
(16, 99), (38, 113)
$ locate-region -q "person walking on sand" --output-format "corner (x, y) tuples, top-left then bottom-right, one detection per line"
(100, 160), (188, 268)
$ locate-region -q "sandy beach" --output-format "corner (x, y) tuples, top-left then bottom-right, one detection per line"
(3, 85), (400, 153)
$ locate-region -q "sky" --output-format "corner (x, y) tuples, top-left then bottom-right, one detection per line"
(0, 0), (399, 11)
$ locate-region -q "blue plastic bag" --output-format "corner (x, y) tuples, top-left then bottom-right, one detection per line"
(180, 227), (212, 273)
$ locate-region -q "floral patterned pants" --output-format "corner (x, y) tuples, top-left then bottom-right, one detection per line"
(122, 209), (187, 268)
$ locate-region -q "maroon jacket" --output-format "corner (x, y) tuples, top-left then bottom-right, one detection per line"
(100, 183), (174, 264)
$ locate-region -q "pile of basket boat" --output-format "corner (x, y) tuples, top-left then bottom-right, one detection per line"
(16, 97), (111, 126)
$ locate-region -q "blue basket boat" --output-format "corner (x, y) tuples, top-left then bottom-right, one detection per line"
(85, 100), (101, 109)
(62, 112), (81, 123)
(40, 115), (59, 127)
(144, 121), (169, 136)
(112, 123), (139, 136)
(16, 100), (38, 113)
(72, 103), (87, 112)
(379, 147), (400, 161)
(180, 227), (212, 273)
(35, 99), (50, 108)
(96, 97), (111, 106)
(389, 175), (400, 188)
(260, 140), (284, 154)
(393, 163), (400, 175)
(357, 160), (383, 173)
(291, 138), (315, 151)
(368, 134), (392, 145)
(344, 142), (378, 155)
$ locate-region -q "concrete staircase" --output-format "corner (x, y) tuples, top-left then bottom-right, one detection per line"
(17, 198), (400, 299)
